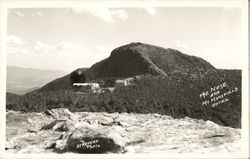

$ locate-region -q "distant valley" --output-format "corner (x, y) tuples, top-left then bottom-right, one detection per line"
(7, 66), (69, 95)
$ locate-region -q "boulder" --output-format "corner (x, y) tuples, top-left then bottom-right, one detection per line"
(44, 108), (77, 120)
(53, 120), (76, 131)
(55, 124), (126, 153)
(41, 120), (72, 131)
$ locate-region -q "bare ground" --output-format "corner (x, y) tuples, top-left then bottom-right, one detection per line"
(5, 109), (241, 154)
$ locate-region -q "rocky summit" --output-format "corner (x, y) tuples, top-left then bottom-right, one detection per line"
(6, 108), (241, 154)
(83, 42), (215, 80)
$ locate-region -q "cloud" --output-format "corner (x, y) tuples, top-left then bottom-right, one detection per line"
(74, 7), (114, 23)
(87, 7), (114, 23)
(33, 41), (82, 52)
(110, 9), (128, 21)
(33, 41), (53, 51)
(30, 41), (84, 56)
(7, 40), (116, 70)
(8, 40), (111, 66)
(7, 35), (25, 45)
(56, 42), (81, 51)
(71, 7), (128, 23)
(15, 11), (25, 17)
(143, 7), (157, 16)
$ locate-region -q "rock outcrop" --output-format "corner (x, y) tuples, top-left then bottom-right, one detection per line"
(6, 109), (241, 154)
(44, 108), (77, 120)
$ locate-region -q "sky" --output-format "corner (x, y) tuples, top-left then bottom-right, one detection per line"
(7, 7), (242, 72)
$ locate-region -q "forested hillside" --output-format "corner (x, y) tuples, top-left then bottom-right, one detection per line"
(6, 69), (241, 128)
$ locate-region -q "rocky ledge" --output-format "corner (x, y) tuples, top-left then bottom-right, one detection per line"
(6, 108), (241, 154)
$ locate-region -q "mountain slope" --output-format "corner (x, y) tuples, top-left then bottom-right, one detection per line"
(7, 66), (68, 95)
(38, 42), (215, 92)
(35, 74), (71, 93)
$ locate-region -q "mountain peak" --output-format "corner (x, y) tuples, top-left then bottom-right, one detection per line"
(37, 43), (215, 92)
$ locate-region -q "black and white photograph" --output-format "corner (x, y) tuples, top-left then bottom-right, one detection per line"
(0, 0), (249, 158)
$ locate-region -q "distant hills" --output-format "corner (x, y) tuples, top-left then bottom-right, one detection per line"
(37, 42), (215, 92)
(7, 66), (68, 95)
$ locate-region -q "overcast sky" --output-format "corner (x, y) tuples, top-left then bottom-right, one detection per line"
(7, 7), (242, 72)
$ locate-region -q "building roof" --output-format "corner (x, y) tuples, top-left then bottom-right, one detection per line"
(116, 80), (125, 83)
(73, 83), (99, 86)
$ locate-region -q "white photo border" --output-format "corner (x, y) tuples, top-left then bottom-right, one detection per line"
(0, 0), (248, 158)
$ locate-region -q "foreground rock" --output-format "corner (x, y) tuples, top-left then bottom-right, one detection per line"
(6, 109), (241, 154)
(44, 108), (77, 120)
(53, 123), (126, 153)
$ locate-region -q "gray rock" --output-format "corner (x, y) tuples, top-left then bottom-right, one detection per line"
(41, 120), (75, 131)
(53, 121), (76, 131)
(55, 124), (126, 153)
(44, 108), (77, 120)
